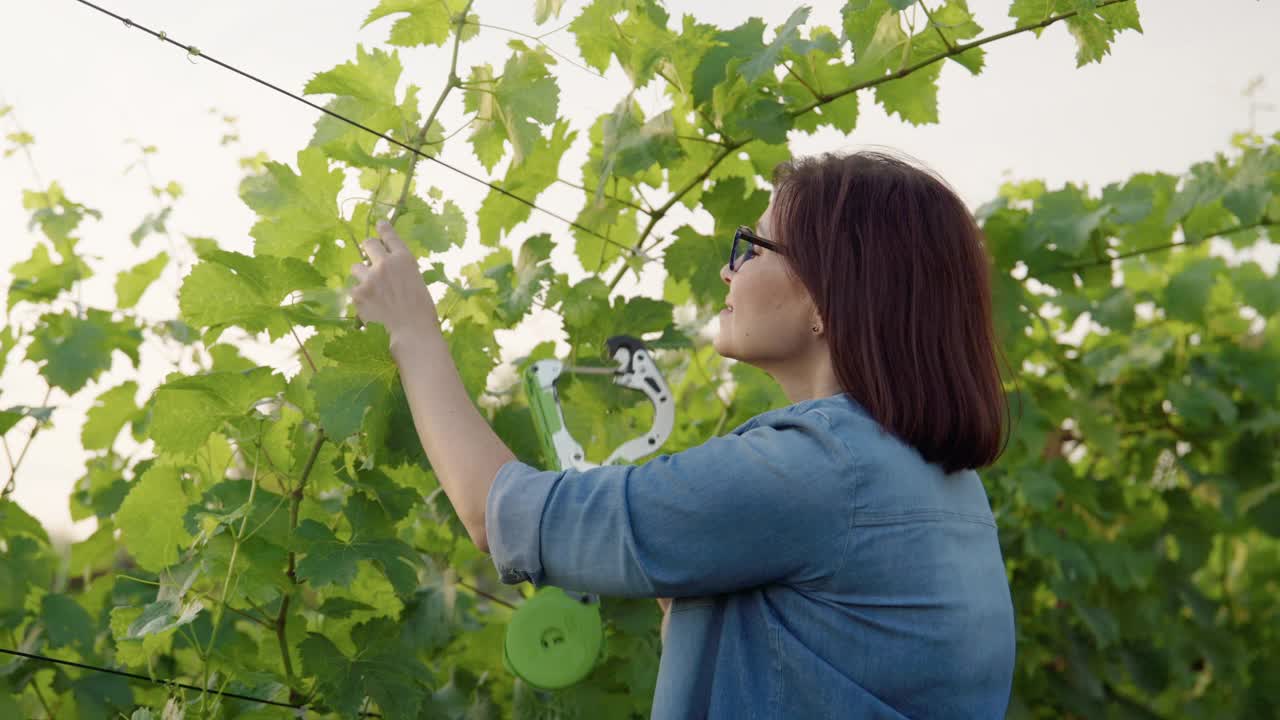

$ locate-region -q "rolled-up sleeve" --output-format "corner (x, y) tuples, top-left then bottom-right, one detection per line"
(484, 408), (857, 598)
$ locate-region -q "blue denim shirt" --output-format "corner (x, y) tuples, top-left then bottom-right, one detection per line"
(486, 392), (1015, 719)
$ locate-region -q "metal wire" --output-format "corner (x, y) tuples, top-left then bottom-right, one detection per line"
(71, 0), (646, 261)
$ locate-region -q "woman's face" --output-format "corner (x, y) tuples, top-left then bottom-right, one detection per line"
(714, 196), (821, 368)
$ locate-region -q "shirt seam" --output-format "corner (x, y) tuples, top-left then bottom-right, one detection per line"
(855, 509), (997, 528)
(800, 407), (860, 581)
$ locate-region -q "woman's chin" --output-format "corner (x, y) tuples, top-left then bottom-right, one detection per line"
(712, 335), (733, 360)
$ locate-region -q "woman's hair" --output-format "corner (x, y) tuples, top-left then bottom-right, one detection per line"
(770, 149), (1015, 473)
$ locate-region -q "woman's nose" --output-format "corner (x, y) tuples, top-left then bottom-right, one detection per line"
(720, 262), (733, 285)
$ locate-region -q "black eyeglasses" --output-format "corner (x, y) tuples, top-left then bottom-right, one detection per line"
(729, 225), (782, 271)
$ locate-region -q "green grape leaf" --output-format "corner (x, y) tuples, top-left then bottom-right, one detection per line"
(25, 309), (142, 394)
(780, 26), (860, 134)
(1023, 184), (1109, 256)
(394, 193), (468, 255)
(726, 97), (793, 145)
(305, 43), (402, 105)
(535, 0), (566, 25)
(463, 44), (561, 171)
(737, 7), (810, 84)
(22, 181), (101, 252)
(569, 0), (624, 73)
(68, 522), (117, 577)
(1008, 0), (1059, 30)
(69, 456), (130, 522)
(664, 225), (726, 308)
(843, 0), (907, 72)
(481, 233), (555, 326)
(700, 177), (770, 236)
(53, 673), (133, 720)
(574, 204), (638, 273)
(874, 61), (942, 125)
(178, 247), (326, 343)
(338, 465), (419, 524)
(310, 325), (398, 442)
(82, 381), (141, 451)
(363, 0), (477, 47)
(40, 593), (94, 649)
(6, 241), (92, 310)
(1222, 146), (1278, 223)
(184, 479), (292, 549)
(238, 146), (346, 261)
(115, 251), (169, 309)
(446, 320), (499, 399)
(0, 404), (53, 436)
(128, 206), (171, 247)
(613, 296), (674, 337)
(692, 17), (767, 107)
(310, 83), (426, 170)
(1163, 257), (1226, 324)
(149, 366), (284, 456)
(596, 100), (683, 185)
(0, 501), (50, 544)
(115, 464), (196, 572)
(1234, 262), (1280, 317)
(300, 621), (428, 719)
(294, 494), (419, 596)
(1064, 3), (1142, 67)
(477, 119), (575, 246)
(0, 536), (54, 619)
(0, 325), (14, 377)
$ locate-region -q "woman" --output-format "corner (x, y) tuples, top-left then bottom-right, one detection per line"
(350, 150), (1017, 719)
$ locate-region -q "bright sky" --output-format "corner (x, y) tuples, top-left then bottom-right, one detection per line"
(2, 0), (1277, 543)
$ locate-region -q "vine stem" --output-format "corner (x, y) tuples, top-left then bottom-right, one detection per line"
(9, 629), (56, 718)
(385, 0), (476, 228)
(792, 0), (1135, 115)
(1, 385), (54, 499)
(276, 429), (325, 694)
(604, 0), (1136, 292)
(270, 3), (477, 699)
(1043, 217), (1278, 276)
(919, 2), (955, 53)
(201, 427), (262, 719)
(782, 62), (823, 103)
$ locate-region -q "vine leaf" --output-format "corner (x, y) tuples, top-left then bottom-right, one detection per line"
(149, 367), (284, 456)
(464, 42), (561, 170)
(25, 309), (143, 394)
(363, 0), (479, 48)
(116, 464), (197, 572)
(293, 494), (419, 597)
(115, 251), (168, 309)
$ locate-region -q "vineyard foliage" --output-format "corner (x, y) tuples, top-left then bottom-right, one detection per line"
(2, 0), (1280, 718)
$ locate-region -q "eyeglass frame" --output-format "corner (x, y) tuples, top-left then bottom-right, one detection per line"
(729, 225), (783, 271)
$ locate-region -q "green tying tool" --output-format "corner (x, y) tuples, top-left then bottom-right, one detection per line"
(503, 336), (675, 690)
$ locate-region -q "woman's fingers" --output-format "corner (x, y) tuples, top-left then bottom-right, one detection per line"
(377, 220), (412, 255)
(362, 236), (389, 263)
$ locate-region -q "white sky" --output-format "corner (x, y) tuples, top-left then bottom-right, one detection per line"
(2, 0), (1278, 543)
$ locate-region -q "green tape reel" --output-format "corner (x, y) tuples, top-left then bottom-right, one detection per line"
(504, 587), (605, 690)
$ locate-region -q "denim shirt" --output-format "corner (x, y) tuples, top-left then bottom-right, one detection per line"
(486, 393), (1015, 719)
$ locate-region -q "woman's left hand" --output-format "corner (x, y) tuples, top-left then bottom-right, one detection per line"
(349, 221), (440, 341)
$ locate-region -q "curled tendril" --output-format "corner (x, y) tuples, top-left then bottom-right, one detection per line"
(187, 47), (201, 64)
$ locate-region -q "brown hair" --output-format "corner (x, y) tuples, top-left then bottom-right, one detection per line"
(770, 150), (1015, 473)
